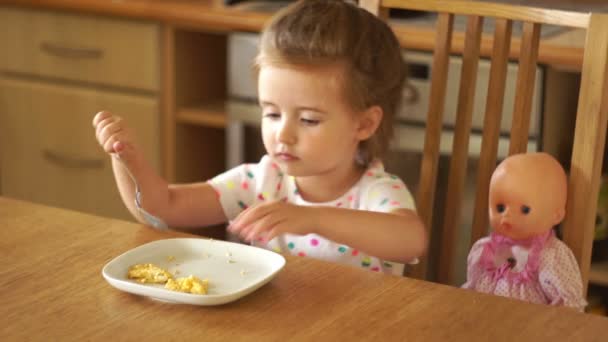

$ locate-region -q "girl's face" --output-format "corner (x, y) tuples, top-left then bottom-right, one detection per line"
(258, 63), (367, 178)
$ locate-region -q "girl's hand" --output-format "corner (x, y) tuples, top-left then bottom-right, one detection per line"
(92, 111), (137, 162)
(228, 201), (319, 242)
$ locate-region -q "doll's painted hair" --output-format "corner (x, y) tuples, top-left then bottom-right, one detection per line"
(255, 0), (406, 166)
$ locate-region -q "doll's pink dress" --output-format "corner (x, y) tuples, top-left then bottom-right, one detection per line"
(462, 230), (587, 311)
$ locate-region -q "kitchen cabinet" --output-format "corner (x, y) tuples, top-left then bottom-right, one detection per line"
(0, 7), (160, 220)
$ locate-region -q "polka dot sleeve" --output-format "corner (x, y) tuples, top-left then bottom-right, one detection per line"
(362, 177), (416, 213)
(208, 163), (258, 220)
(538, 239), (587, 311)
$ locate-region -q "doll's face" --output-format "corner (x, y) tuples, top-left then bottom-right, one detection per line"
(489, 167), (563, 240)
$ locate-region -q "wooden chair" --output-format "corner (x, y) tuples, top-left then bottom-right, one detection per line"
(360, 0), (608, 291)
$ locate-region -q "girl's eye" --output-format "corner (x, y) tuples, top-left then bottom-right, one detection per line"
(301, 118), (320, 126)
(263, 112), (281, 120)
(496, 204), (505, 213)
(521, 205), (531, 215)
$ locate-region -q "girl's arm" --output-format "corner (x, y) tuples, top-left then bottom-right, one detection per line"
(94, 111), (227, 229)
(310, 207), (427, 263)
(230, 203), (427, 263)
(112, 150), (227, 228)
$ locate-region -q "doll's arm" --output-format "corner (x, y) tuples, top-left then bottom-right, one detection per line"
(538, 240), (587, 311)
(461, 238), (489, 289)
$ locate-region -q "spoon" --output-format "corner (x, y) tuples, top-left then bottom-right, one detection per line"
(113, 154), (168, 230)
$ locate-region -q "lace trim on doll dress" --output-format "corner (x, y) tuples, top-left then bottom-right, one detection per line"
(479, 230), (553, 285)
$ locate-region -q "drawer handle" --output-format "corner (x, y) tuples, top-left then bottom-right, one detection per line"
(43, 149), (104, 169)
(40, 42), (104, 60)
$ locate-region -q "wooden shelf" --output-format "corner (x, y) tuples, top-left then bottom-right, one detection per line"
(590, 260), (608, 287)
(177, 101), (226, 128)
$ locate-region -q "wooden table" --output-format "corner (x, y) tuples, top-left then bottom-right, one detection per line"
(1, 197), (607, 341)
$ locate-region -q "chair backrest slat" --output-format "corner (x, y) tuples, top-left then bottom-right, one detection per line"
(413, 12), (454, 279)
(563, 13), (608, 287)
(437, 15), (484, 284)
(509, 22), (541, 155)
(470, 18), (512, 248)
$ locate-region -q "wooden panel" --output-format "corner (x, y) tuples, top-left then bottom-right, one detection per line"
(412, 12), (454, 279)
(470, 19), (513, 246)
(359, 0), (389, 19)
(0, 77), (160, 221)
(177, 103), (227, 128)
(0, 7), (160, 92)
(161, 24), (175, 181)
(563, 13), (608, 293)
(437, 16), (484, 284)
(509, 22), (541, 155)
(172, 30), (226, 184)
(174, 31), (226, 109)
(382, 0), (590, 28)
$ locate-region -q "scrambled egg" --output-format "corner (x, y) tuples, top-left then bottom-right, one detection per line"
(165, 275), (209, 295)
(127, 263), (209, 295)
(127, 263), (173, 284)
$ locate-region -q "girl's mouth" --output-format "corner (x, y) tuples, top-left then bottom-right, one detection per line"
(275, 152), (298, 161)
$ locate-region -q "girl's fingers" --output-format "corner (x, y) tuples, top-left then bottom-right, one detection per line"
(232, 203), (272, 230)
(103, 134), (120, 153)
(113, 141), (125, 154)
(98, 120), (123, 145)
(95, 116), (117, 143)
(264, 227), (280, 242)
(246, 216), (286, 242)
(92, 110), (112, 127)
(93, 114), (137, 158)
(103, 131), (130, 154)
(114, 141), (138, 164)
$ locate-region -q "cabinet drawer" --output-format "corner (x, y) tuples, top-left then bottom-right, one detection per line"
(0, 77), (159, 220)
(0, 7), (160, 92)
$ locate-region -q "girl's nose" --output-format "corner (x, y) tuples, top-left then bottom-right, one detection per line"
(277, 121), (296, 145)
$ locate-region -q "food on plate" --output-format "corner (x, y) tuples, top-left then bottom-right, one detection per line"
(127, 263), (173, 283)
(165, 275), (209, 294)
(126, 263), (209, 295)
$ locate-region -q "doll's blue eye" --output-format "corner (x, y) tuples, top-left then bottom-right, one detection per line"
(496, 204), (505, 213)
(521, 205), (531, 214)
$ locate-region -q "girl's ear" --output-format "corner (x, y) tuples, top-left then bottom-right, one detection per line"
(356, 105), (383, 141)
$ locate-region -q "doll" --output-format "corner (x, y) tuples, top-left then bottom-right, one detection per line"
(462, 152), (587, 311)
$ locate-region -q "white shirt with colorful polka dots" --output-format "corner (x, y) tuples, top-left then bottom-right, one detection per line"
(208, 155), (417, 276)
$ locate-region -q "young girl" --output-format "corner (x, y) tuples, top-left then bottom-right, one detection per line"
(93, 0), (426, 276)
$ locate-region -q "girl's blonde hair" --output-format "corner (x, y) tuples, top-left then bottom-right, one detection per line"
(255, 0), (406, 166)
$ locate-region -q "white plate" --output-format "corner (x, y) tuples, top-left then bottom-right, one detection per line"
(102, 238), (286, 305)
